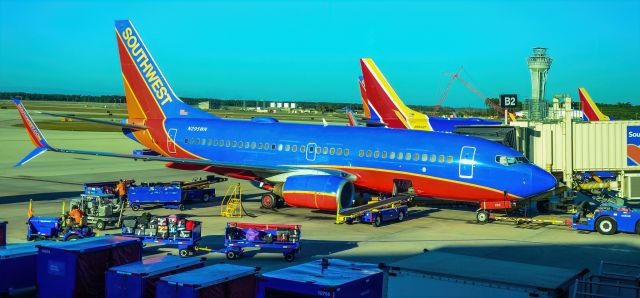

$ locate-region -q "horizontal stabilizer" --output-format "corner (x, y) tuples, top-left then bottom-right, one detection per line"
(38, 111), (147, 130)
(15, 147), (47, 167)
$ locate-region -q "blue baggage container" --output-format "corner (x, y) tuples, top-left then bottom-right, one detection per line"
(156, 264), (258, 298)
(0, 242), (40, 295)
(106, 255), (206, 298)
(257, 259), (384, 298)
(37, 235), (142, 298)
(0, 220), (6, 246)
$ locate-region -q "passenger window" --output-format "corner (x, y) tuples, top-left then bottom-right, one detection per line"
(271, 144), (275, 150)
(308, 146), (314, 153)
(323, 147), (329, 154)
(224, 140), (229, 147)
(213, 139), (218, 146)
(344, 149), (350, 156)
(251, 142), (256, 149)
(447, 155), (453, 163)
(245, 142), (250, 148)
(278, 144), (283, 151)
(219, 139), (224, 146)
(382, 151), (387, 159)
(195, 139), (200, 145)
(374, 151), (380, 158)
(292, 145), (297, 152)
(316, 147), (321, 153)
(330, 148), (335, 155)
(430, 154), (436, 162)
(265, 143), (270, 150)
(397, 152), (403, 160)
(185, 138), (189, 144)
(258, 143), (263, 149)
(232, 141), (237, 147)
(366, 150), (372, 158)
(337, 148), (343, 156)
(421, 154), (428, 161)
(413, 153), (420, 161)
(238, 142), (243, 148)
(208, 139), (212, 146)
(300, 145), (306, 153)
(439, 155), (445, 163)
(359, 150), (364, 157)
(285, 144), (290, 151)
(390, 152), (396, 159)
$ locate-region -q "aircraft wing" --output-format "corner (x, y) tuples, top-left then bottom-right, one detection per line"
(38, 111), (147, 130)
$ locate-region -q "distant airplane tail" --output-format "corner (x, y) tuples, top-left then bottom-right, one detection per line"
(359, 58), (432, 130)
(344, 107), (359, 126)
(358, 76), (383, 124)
(579, 87), (610, 121)
(114, 20), (212, 120)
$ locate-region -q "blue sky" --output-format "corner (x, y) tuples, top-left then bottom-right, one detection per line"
(1, 0), (639, 107)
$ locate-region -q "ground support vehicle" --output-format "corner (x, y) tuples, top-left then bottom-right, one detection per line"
(572, 202), (640, 235)
(84, 180), (134, 195)
(198, 222), (302, 262)
(26, 216), (94, 241)
(121, 219), (202, 257)
(128, 176), (224, 211)
(72, 193), (126, 230)
(337, 195), (412, 226)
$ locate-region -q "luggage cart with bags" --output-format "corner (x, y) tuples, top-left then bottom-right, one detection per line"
(121, 214), (202, 257)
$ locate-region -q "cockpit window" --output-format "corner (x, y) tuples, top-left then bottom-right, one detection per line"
(496, 155), (530, 166)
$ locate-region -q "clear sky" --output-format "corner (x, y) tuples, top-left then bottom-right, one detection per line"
(1, 0), (639, 107)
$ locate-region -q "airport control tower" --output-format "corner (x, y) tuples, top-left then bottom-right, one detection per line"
(528, 48), (552, 121)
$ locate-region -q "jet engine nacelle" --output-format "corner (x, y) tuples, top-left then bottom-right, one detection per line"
(276, 175), (355, 210)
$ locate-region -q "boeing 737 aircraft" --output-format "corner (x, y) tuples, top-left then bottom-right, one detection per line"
(359, 58), (501, 132)
(14, 20), (556, 221)
(579, 87), (612, 121)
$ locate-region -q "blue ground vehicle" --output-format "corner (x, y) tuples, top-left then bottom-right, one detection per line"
(121, 220), (202, 257)
(339, 195), (412, 227)
(128, 176), (223, 211)
(572, 202), (640, 235)
(26, 216), (94, 241)
(358, 205), (409, 227)
(217, 222), (302, 262)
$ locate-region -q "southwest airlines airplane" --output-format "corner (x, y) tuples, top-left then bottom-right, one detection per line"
(358, 58), (501, 132)
(13, 20), (556, 221)
(579, 87), (612, 121)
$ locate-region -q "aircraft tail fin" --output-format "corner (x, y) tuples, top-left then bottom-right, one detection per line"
(579, 88), (610, 121)
(13, 98), (53, 167)
(114, 20), (213, 120)
(360, 58), (432, 130)
(344, 107), (359, 126)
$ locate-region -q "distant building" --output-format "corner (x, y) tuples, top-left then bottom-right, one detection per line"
(291, 103), (297, 109)
(283, 102), (290, 108)
(269, 102), (276, 108)
(276, 102), (283, 108)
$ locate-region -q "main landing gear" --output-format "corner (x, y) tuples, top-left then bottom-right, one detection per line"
(261, 193), (283, 209)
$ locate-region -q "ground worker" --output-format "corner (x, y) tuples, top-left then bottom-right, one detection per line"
(62, 205), (85, 234)
(116, 179), (127, 200)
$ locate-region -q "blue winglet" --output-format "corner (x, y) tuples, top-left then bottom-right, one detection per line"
(15, 147), (48, 167)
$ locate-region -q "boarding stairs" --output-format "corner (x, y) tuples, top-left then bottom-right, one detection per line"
(220, 183), (243, 218)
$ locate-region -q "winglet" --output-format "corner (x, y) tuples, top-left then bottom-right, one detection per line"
(13, 98), (53, 166)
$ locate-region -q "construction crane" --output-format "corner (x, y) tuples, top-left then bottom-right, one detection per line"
(433, 66), (463, 114)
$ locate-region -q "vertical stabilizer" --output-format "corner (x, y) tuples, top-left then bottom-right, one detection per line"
(579, 88), (610, 121)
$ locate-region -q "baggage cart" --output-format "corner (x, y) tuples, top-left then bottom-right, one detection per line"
(37, 235), (142, 298)
(213, 222), (302, 262)
(156, 264), (258, 298)
(121, 219), (202, 257)
(382, 251), (589, 298)
(106, 255), (206, 298)
(127, 176), (223, 211)
(256, 258), (384, 298)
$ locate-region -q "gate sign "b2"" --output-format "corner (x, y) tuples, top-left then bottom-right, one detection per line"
(500, 94), (518, 108)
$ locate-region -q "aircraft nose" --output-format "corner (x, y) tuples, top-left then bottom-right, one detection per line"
(530, 166), (557, 195)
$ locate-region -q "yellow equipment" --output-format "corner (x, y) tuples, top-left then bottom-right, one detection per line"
(220, 183), (243, 218)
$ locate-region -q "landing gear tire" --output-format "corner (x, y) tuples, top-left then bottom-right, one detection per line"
(596, 217), (617, 235)
(130, 205), (140, 211)
(179, 249), (189, 257)
(178, 204), (185, 211)
(476, 210), (490, 224)
(261, 193), (278, 209)
(373, 215), (383, 227)
(397, 211), (405, 222)
(96, 220), (106, 230)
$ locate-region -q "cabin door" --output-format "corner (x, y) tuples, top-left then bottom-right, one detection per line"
(458, 146), (476, 179)
(167, 128), (177, 154)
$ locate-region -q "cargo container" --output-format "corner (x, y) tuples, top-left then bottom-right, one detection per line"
(0, 242), (40, 295)
(156, 264), (258, 298)
(106, 255), (206, 298)
(37, 235), (142, 298)
(0, 220), (6, 246)
(257, 258), (384, 298)
(383, 252), (589, 298)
